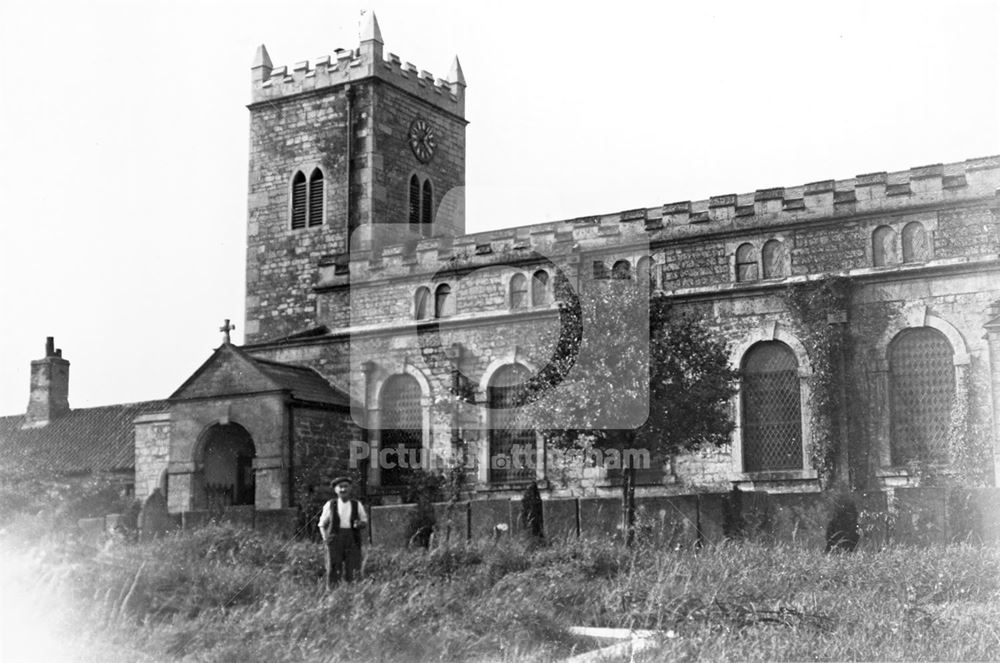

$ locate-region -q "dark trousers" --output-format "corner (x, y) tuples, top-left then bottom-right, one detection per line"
(325, 529), (362, 588)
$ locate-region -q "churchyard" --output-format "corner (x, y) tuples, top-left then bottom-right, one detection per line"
(2, 497), (1000, 662)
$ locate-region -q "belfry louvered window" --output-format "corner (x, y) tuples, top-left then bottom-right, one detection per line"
(291, 171), (307, 229)
(308, 169), (323, 226)
(380, 374), (423, 487)
(488, 364), (536, 484)
(741, 341), (803, 472)
(421, 180), (433, 232)
(889, 328), (954, 465)
(409, 175), (421, 227)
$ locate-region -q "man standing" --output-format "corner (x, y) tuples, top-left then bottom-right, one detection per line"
(318, 476), (368, 588)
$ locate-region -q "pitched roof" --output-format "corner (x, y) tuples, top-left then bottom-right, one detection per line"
(0, 400), (169, 476)
(171, 343), (352, 408)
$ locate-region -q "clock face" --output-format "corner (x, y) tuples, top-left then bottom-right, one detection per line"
(408, 118), (436, 163)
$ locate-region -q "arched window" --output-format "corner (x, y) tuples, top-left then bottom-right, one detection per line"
(414, 286), (432, 320)
(889, 328), (954, 465)
(409, 175), (421, 227)
(488, 363), (536, 484)
(421, 179), (433, 234)
(741, 341), (802, 472)
(531, 270), (550, 306)
(291, 171), (307, 229)
(612, 260), (631, 280)
(380, 374), (424, 487)
(308, 169), (324, 227)
(434, 284), (455, 318)
(509, 274), (527, 310)
(636, 256), (654, 290)
(872, 225), (897, 267)
(735, 243), (758, 282)
(761, 239), (785, 279)
(901, 222), (929, 263)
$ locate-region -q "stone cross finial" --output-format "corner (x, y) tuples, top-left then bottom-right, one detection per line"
(220, 319), (236, 344)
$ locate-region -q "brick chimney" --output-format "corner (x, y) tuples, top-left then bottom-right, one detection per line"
(23, 337), (70, 428)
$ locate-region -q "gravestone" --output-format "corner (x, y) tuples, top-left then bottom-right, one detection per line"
(139, 488), (171, 541)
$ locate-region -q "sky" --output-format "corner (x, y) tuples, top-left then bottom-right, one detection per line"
(0, 0), (997, 415)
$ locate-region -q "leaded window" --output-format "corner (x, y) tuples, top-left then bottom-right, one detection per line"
(889, 328), (954, 465)
(380, 374), (423, 487)
(872, 225), (897, 267)
(488, 364), (536, 484)
(510, 274), (527, 310)
(741, 341), (802, 472)
(762, 239), (785, 279)
(736, 243), (758, 282)
(902, 222), (929, 263)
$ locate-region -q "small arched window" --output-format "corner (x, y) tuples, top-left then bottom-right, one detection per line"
(735, 243), (758, 282)
(741, 341), (802, 472)
(408, 175), (421, 227)
(434, 284), (455, 318)
(509, 274), (528, 310)
(291, 171), (307, 229)
(414, 286), (432, 320)
(901, 222), (929, 263)
(761, 239), (785, 279)
(308, 169), (324, 227)
(872, 225), (898, 267)
(612, 260), (631, 280)
(531, 270), (550, 306)
(636, 256), (654, 290)
(889, 327), (954, 465)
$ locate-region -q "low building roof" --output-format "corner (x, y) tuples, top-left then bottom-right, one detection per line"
(0, 400), (169, 476)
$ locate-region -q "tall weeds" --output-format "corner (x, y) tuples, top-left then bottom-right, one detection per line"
(2, 523), (998, 662)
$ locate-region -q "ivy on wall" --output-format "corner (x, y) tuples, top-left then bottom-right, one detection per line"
(783, 277), (853, 488)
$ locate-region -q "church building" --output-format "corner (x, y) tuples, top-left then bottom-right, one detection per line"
(3, 14), (1000, 523)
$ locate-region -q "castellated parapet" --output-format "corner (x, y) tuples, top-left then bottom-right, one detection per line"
(320, 155), (1000, 287)
(250, 13), (465, 117)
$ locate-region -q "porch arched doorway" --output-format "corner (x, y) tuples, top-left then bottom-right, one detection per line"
(199, 423), (256, 509)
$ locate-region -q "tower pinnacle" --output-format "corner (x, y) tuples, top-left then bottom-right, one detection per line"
(447, 55), (466, 87)
(360, 11), (383, 44)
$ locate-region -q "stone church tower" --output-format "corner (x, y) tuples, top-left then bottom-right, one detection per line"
(245, 13), (467, 342)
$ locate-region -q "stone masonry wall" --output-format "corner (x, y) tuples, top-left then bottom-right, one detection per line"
(290, 406), (361, 525)
(134, 412), (171, 503)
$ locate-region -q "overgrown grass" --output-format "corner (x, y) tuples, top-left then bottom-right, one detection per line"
(2, 522), (999, 662)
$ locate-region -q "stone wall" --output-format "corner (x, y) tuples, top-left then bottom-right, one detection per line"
(133, 411), (171, 502)
(290, 405), (362, 527)
(366, 487), (1000, 550)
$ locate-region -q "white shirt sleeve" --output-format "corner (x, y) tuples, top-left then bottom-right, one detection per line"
(318, 500), (332, 539)
(357, 502), (368, 524)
